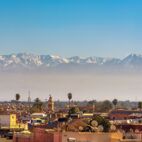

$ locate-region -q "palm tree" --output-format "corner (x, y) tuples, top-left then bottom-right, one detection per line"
(35, 98), (40, 103)
(112, 99), (118, 109)
(68, 93), (72, 109)
(15, 93), (20, 102)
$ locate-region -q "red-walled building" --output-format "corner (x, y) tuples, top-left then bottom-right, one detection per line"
(109, 109), (142, 120)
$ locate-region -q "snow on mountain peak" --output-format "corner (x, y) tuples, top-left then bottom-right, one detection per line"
(50, 55), (61, 59)
(0, 53), (141, 70)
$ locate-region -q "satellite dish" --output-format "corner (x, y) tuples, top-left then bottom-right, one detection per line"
(110, 125), (116, 132)
(90, 120), (98, 127)
(78, 126), (84, 131)
(98, 125), (104, 132)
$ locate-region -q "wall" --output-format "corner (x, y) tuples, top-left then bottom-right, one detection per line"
(13, 129), (122, 142)
(120, 140), (142, 142)
(0, 115), (10, 127)
(62, 132), (122, 142)
(10, 114), (17, 128)
(33, 128), (61, 142)
(13, 134), (33, 142)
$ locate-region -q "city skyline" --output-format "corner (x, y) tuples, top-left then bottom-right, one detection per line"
(0, 0), (142, 102)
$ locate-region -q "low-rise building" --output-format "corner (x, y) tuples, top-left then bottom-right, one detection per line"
(109, 109), (142, 120)
(0, 114), (16, 129)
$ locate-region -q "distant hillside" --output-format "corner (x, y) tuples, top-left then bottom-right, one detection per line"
(0, 53), (141, 72)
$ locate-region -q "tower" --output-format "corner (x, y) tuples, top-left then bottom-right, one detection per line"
(28, 90), (31, 103)
(48, 95), (54, 112)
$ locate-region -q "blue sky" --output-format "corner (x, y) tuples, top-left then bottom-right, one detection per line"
(0, 0), (142, 58)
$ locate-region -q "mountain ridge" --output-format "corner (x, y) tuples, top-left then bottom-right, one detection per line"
(0, 53), (141, 71)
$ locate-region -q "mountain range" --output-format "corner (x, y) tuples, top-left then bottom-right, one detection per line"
(0, 53), (142, 72)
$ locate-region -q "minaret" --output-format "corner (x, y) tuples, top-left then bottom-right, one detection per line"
(28, 90), (31, 103)
(48, 95), (54, 112)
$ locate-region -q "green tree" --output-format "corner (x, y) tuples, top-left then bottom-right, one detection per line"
(100, 100), (113, 112)
(87, 100), (97, 106)
(69, 107), (80, 114)
(138, 102), (142, 110)
(93, 115), (110, 132)
(31, 98), (43, 113)
(15, 93), (20, 101)
(112, 99), (118, 109)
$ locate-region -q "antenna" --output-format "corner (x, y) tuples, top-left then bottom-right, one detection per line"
(28, 90), (31, 103)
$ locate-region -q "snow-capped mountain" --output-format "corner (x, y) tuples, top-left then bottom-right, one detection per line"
(0, 53), (141, 71)
(121, 54), (142, 66)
